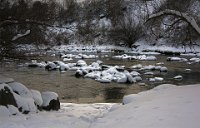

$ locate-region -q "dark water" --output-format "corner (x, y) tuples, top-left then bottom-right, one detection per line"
(0, 53), (200, 103)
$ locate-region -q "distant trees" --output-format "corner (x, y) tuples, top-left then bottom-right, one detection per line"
(105, 0), (126, 26)
(0, 0), (200, 59)
(0, 0), (73, 58)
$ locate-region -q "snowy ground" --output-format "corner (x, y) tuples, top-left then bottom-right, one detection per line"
(0, 103), (115, 128)
(1, 84), (200, 128)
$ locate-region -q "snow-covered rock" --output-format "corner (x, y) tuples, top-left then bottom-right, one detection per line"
(138, 55), (157, 61)
(190, 57), (200, 63)
(96, 78), (112, 83)
(174, 75), (183, 80)
(63, 58), (73, 61)
(41, 91), (60, 111)
(130, 64), (143, 69)
(185, 69), (191, 72)
(0, 84), (17, 107)
(117, 73), (128, 83)
(144, 72), (154, 75)
(85, 71), (101, 79)
(141, 65), (156, 70)
(76, 60), (87, 67)
(125, 71), (136, 83)
(130, 71), (140, 76)
(13, 93), (37, 114)
(8, 82), (33, 98)
(159, 66), (168, 72)
(167, 57), (188, 62)
(31, 89), (43, 107)
(75, 69), (85, 78)
(149, 77), (164, 82)
(45, 62), (57, 71)
(133, 76), (142, 82)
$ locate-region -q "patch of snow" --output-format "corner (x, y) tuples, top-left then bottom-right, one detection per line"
(0, 106), (10, 117)
(92, 84), (200, 128)
(7, 105), (20, 116)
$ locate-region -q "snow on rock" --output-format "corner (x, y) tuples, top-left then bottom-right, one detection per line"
(8, 82), (33, 98)
(138, 55), (157, 61)
(130, 64), (143, 69)
(55, 61), (70, 71)
(96, 78), (112, 83)
(133, 76), (143, 82)
(144, 72), (154, 75)
(112, 54), (157, 61)
(63, 58), (73, 61)
(185, 69), (191, 72)
(41, 91), (60, 111)
(117, 73), (128, 83)
(45, 62), (57, 71)
(156, 62), (164, 65)
(75, 69), (88, 78)
(190, 57), (200, 63)
(92, 84), (200, 128)
(125, 71), (136, 83)
(27, 60), (46, 68)
(85, 71), (101, 79)
(76, 60), (87, 67)
(174, 75), (183, 80)
(167, 57), (188, 62)
(13, 92), (37, 114)
(149, 77), (164, 82)
(31, 89), (43, 107)
(130, 71), (140, 76)
(159, 66), (168, 72)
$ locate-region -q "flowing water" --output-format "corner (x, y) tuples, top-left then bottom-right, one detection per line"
(0, 53), (200, 103)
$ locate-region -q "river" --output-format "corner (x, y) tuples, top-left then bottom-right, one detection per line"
(0, 53), (200, 103)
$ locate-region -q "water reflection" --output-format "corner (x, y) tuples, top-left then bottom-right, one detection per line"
(104, 87), (126, 103)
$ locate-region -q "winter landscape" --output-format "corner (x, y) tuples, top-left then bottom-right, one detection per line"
(0, 0), (200, 128)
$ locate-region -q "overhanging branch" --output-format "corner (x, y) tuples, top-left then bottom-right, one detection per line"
(0, 20), (75, 31)
(146, 9), (200, 35)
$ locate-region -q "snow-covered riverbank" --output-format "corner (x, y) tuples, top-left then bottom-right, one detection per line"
(1, 84), (200, 128)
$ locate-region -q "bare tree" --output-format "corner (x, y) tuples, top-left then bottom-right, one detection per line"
(145, 0), (200, 51)
(109, 12), (144, 48)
